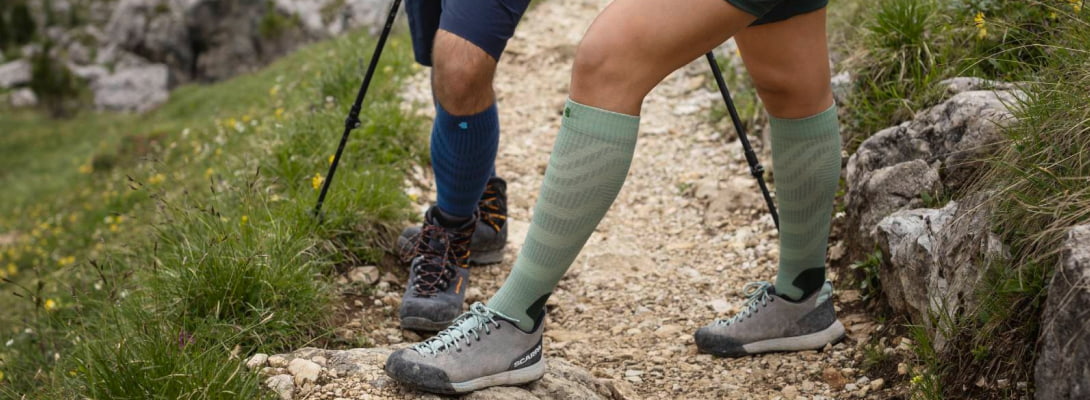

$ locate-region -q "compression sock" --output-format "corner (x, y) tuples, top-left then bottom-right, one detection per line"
(769, 104), (842, 301)
(431, 101), (500, 218)
(488, 99), (639, 331)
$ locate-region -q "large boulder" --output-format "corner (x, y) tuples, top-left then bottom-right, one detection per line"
(0, 60), (32, 89)
(873, 195), (1008, 349)
(1035, 224), (1090, 400)
(251, 347), (633, 400)
(844, 88), (1020, 264)
(92, 64), (170, 112)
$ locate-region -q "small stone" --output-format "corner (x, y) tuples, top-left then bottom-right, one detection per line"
(288, 358), (322, 386)
(709, 299), (731, 314)
(265, 374), (294, 400)
(869, 378), (885, 391)
(996, 379), (1009, 388)
(268, 355), (289, 368)
(844, 383), (858, 391)
(312, 356), (327, 367)
(348, 266), (379, 284)
(782, 384), (799, 400)
(1016, 381), (1028, 390)
(624, 369), (644, 377)
(897, 363), (909, 375)
(246, 353), (269, 370)
(822, 367), (847, 390)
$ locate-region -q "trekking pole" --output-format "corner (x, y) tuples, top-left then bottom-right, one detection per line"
(704, 52), (780, 230)
(313, 0), (403, 219)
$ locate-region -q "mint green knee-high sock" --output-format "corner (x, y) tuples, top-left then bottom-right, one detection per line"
(770, 104), (842, 301)
(488, 99), (639, 331)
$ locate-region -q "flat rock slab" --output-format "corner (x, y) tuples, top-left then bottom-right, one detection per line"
(254, 347), (634, 400)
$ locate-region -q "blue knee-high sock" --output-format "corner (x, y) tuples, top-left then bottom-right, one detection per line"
(431, 102), (500, 218)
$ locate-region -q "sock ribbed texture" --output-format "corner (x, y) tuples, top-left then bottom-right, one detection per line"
(432, 102), (500, 218)
(770, 104), (842, 301)
(488, 99), (639, 331)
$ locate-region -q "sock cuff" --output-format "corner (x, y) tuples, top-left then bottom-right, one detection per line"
(434, 101), (499, 130)
(768, 103), (838, 139)
(561, 99), (640, 144)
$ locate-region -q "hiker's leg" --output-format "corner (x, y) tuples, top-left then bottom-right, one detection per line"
(488, 0), (760, 330)
(736, 8), (841, 301)
(397, 0), (530, 331)
(418, 0), (531, 220)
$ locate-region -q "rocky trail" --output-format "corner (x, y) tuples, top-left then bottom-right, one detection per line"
(252, 0), (890, 398)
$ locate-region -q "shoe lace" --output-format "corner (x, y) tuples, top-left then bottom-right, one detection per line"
(715, 281), (774, 326)
(413, 302), (520, 356)
(409, 225), (469, 297)
(476, 182), (506, 233)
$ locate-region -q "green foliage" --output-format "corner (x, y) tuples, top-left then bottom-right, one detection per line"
(0, 29), (424, 398)
(28, 42), (84, 118)
(849, 249), (883, 302)
(0, 0), (37, 50)
(258, 8), (301, 40)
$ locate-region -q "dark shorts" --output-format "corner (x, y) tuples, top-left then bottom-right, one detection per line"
(406, 0), (532, 66)
(727, 0), (830, 25)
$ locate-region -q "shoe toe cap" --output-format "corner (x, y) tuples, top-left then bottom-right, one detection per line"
(385, 349), (456, 394)
(694, 325), (745, 357)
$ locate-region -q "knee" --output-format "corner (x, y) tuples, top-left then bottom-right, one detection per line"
(751, 74), (833, 119)
(432, 40), (496, 115)
(571, 33), (634, 94)
(570, 31), (656, 114)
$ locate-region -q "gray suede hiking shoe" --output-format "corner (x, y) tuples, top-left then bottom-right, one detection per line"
(694, 281), (845, 357)
(399, 177), (509, 265)
(399, 207), (474, 331)
(386, 302), (546, 394)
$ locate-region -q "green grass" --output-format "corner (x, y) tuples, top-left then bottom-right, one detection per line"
(0, 29), (427, 398)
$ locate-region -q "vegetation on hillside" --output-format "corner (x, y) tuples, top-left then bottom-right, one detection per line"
(835, 0), (1089, 398)
(0, 30), (426, 399)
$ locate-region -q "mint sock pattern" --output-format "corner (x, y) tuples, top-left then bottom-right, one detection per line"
(488, 99), (639, 331)
(769, 104), (842, 301)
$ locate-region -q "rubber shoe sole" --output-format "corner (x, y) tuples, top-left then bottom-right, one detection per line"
(705, 320), (846, 358)
(449, 357), (546, 394)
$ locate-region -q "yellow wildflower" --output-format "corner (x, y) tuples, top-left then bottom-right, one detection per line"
(383, 65), (394, 74)
(1071, 0), (1083, 13)
(205, 168), (215, 178)
(269, 85), (281, 97)
(311, 173), (325, 190)
(275, 107), (285, 119)
(44, 299), (57, 311)
(78, 163), (93, 174)
(148, 173), (166, 185)
(215, 148), (223, 157)
(58, 256), (76, 267)
(911, 375), (923, 385)
(973, 12), (987, 39)
(240, 215), (249, 226)
(242, 115), (252, 123)
(69, 370), (77, 377)
(328, 155), (335, 165)
(109, 224), (120, 233)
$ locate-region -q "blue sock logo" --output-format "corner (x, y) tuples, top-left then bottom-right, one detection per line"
(458, 121), (469, 130)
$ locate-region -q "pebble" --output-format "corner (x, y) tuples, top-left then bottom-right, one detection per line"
(288, 358), (322, 386)
(870, 378), (885, 391)
(265, 374), (294, 400)
(246, 353), (269, 370)
(268, 355), (289, 368)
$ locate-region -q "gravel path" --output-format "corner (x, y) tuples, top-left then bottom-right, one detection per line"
(297, 0), (886, 398)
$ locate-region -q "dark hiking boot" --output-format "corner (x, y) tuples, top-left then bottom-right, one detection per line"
(694, 281), (845, 357)
(386, 302), (546, 394)
(399, 177), (508, 265)
(399, 207), (474, 331)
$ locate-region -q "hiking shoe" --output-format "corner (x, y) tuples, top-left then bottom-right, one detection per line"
(399, 177), (509, 265)
(399, 206), (474, 331)
(385, 302), (546, 394)
(694, 281), (845, 357)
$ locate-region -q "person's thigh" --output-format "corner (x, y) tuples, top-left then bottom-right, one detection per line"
(570, 0), (757, 115)
(438, 0), (531, 63)
(735, 8), (833, 119)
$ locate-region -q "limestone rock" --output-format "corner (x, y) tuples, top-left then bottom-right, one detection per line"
(9, 88), (38, 108)
(874, 195), (1008, 349)
(92, 64), (169, 112)
(246, 353), (269, 370)
(1035, 224), (1090, 400)
(0, 60), (31, 89)
(266, 374), (295, 400)
(288, 358), (322, 386)
(939, 77), (1018, 94)
(845, 89), (1019, 263)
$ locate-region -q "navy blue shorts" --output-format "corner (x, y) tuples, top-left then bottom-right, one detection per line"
(406, 0), (532, 66)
